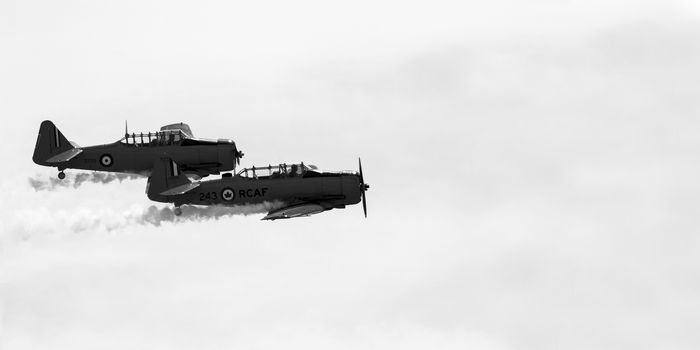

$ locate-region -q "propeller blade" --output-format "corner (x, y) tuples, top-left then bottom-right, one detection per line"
(362, 191), (367, 218)
(358, 157), (368, 218)
(358, 157), (364, 184)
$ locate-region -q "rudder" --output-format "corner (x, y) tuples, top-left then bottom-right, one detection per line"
(146, 158), (195, 202)
(32, 120), (74, 165)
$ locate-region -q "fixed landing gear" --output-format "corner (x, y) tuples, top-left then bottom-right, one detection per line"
(174, 206), (182, 216)
(58, 171), (66, 180)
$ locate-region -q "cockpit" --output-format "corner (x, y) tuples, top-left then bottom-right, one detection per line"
(120, 129), (186, 147)
(236, 163), (356, 179)
(119, 129), (230, 147)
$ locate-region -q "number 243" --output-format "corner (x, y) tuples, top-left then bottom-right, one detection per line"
(199, 192), (217, 201)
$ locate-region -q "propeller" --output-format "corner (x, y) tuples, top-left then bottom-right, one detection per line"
(124, 120), (128, 138)
(233, 142), (243, 171)
(233, 142), (244, 170)
(358, 157), (370, 218)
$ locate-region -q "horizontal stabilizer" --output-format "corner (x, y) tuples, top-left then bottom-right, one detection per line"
(262, 203), (326, 220)
(160, 182), (201, 196)
(46, 148), (83, 163)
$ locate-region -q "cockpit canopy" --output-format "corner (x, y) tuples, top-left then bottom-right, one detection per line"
(120, 129), (187, 146)
(119, 123), (232, 147)
(236, 163), (355, 179)
(160, 123), (193, 138)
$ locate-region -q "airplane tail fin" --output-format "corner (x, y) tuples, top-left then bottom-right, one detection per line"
(32, 120), (76, 166)
(146, 158), (199, 203)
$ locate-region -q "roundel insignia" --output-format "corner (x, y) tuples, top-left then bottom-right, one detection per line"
(222, 188), (235, 201)
(100, 154), (113, 167)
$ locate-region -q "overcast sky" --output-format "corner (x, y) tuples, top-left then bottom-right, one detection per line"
(2, 1), (700, 349)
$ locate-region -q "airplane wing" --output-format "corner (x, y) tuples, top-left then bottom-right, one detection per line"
(262, 202), (328, 220)
(46, 148), (83, 163)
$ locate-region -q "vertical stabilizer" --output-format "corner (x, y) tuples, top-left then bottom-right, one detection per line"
(146, 158), (196, 202)
(32, 120), (75, 165)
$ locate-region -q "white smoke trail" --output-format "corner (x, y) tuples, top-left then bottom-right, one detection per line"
(138, 202), (286, 226)
(27, 172), (145, 191)
(6, 202), (286, 240)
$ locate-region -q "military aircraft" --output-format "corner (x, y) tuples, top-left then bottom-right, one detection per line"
(33, 120), (244, 179)
(146, 157), (370, 219)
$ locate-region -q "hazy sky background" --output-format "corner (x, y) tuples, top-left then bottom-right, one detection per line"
(2, 1), (700, 349)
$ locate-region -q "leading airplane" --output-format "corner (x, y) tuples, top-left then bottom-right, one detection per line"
(146, 157), (370, 219)
(33, 120), (244, 179)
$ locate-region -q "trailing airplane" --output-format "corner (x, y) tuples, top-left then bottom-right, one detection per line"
(33, 120), (244, 179)
(146, 157), (370, 219)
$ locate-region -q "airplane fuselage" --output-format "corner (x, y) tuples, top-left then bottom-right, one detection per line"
(149, 173), (362, 209)
(32, 120), (241, 178)
(36, 141), (236, 176)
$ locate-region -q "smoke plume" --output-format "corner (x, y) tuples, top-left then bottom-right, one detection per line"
(138, 202), (286, 226)
(28, 172), (145, 191)
(7, 202), (287, 240)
